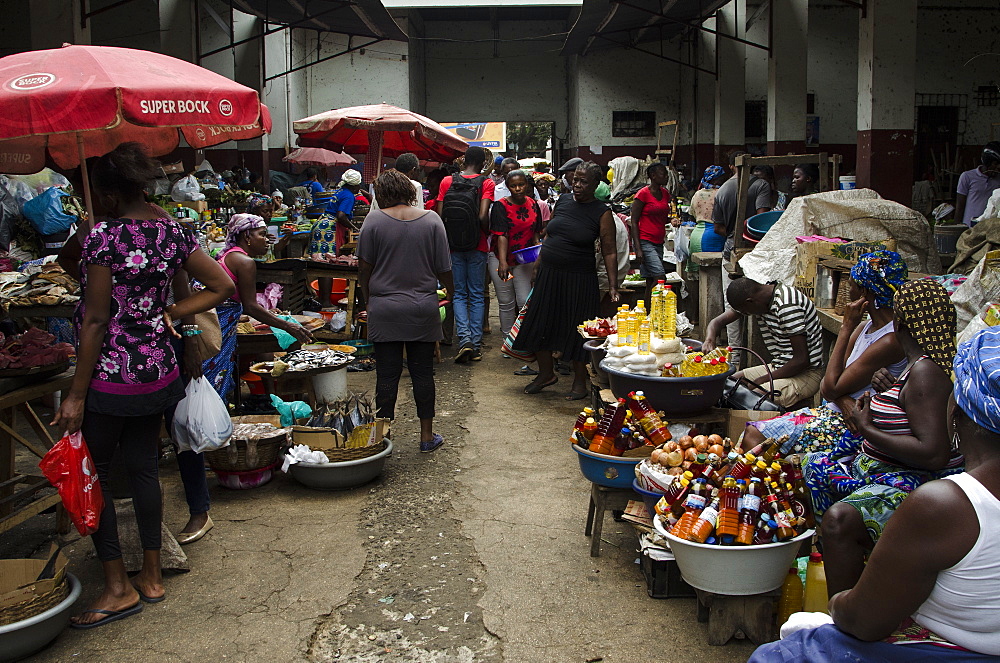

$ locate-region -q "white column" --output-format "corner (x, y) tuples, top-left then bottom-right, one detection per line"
(766, 0), (808, 154)
(715, 0), (746, 154)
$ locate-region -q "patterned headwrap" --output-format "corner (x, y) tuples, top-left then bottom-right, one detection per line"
(894, 279), (956, 374)
(701, 165), (725, 189)
(850, 250), (908, 309)
(953, 326), (1000, 435)
(226, 213), (266, 249)
(246, 192), (272, 214)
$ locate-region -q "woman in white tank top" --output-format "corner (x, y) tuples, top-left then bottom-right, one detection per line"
(748, 326), (1000, 661)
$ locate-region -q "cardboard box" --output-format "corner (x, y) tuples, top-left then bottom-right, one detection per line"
(161, 161), (185, 175)
(177, 200), (208, 213)
(796, 238), (897, 286)
(0, 546), (68, 613)
(292, 418), (390, 451)
(728, 409), (781, 445)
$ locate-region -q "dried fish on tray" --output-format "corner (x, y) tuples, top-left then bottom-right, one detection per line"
(279, 349), (353, 372)
(298, 393), (378, 449)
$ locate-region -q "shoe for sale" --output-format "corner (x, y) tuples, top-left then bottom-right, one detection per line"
(455, 343), (473, 364)
(470, 348), (483, 361)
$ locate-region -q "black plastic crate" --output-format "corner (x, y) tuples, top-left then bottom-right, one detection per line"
(641, 552), (696, 599)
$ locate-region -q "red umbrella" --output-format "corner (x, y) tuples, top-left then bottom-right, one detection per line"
(282, 147), (356, 167)
(0, 44), (270, 220)
(293, 104), (467, 183)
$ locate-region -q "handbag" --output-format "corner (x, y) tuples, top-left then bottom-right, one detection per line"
(192, 309), (222, 360)
(501, 289), (536, 363)
(719, 346), (784, 413)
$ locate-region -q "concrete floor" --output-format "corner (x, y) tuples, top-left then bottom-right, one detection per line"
(4, 332), (757, 663)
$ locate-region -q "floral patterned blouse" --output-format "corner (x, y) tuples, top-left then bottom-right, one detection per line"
(490, 197), (543, 264)
(76, 218), (198, 395)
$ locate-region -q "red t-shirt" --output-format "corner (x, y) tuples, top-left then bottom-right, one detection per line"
(490, 197), (542, 264)
(635, 185), (672, 244)
(437, 173), (495, 253)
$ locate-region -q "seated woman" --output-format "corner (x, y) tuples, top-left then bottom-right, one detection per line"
(743, 251), (908, 455)
(749, 327), (1000, 662)
(805, 279), (962, 596)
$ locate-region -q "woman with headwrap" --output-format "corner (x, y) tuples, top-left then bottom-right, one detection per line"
(310, 169), (362, 305)
(205, 214), (312, 402)
(686, 165), (727, 276)
(748, 327), (1000, 661)
(807, 278), (963, 597)
(533, 172), (558, 207)
(743, 251), (909, 455)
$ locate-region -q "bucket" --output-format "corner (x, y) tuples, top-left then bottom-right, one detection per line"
(934, 224), (967, 255)
(311, 279), (347, 300)
(241, 372), (265, 396)
(839, 176), (856, 190)
(311, 365), (349, 403)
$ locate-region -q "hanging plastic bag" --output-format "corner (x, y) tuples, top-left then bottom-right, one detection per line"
(22, 187), (76, 236)
(170, 174), (206, 202)
(171, 377), (233, 453)
(38, 431), (104, 536)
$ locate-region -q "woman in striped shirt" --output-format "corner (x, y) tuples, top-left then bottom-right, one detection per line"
(806, 279), (963, 597)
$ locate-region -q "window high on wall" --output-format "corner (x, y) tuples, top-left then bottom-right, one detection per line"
(612, 111), (655, 138)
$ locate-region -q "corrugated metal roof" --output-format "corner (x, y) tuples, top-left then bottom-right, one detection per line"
(562, 0), (729, 55)
(230, 0), (408, 41)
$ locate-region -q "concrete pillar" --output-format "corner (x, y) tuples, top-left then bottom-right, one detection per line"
(715, 0), (746, 163)
(233, 15), (270, 181)
(766, 0), (807, 155)
(856, 0), (916, 205)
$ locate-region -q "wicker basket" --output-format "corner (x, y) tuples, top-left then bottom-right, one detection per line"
(311, 439), (387, 463)
(834, 273), (853, 315)
(0, 574), (68, 627)
(205, 433), (288, 472)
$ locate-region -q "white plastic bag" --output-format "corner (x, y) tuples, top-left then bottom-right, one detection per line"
(171, 174), (206, 202)
(171, 377), (233, 453)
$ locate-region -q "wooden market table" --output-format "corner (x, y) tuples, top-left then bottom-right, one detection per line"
(6, 305), (77, 322)
(0, 370), (72, 535)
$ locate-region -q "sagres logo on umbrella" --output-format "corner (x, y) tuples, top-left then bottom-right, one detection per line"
(6, 72), (57, 91)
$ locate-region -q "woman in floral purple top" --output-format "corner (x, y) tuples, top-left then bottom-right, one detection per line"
(53, 143), (234, 629)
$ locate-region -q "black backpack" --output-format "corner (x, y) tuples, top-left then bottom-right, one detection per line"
(441, 174), (485, 251)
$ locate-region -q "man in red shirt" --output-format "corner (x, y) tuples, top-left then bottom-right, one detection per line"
(436, 147), (494, 363)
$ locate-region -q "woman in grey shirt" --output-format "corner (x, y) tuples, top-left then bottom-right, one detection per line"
(358, 170), (454, 453)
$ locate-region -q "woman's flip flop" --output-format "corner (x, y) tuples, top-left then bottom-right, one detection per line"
(523, 376), (558, 394)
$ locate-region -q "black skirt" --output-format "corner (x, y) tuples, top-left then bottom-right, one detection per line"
(511, 263), (599, 363)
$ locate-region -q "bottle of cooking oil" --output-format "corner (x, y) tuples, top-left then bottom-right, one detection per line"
(624, 313), (637, 346)
(637, 320), (651, 355)
(634, 300), (647, 322)
(662, 285), (677, 338)
(803, 553), (829, 613)
(615, 306), (628, 347)
(650, 280), (665, 336)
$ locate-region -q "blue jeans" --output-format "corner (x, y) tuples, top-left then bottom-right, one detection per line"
(639, 240), (666, 278)
(451, 250), (487, 349)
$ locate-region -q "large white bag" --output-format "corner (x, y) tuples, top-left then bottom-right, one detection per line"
(172, 377), (232, 453)
(170, 174), (206, 202)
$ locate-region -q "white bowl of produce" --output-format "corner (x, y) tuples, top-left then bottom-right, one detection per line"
(653, 515), (813, 595)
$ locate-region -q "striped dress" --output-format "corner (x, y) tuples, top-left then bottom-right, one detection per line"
(802, 356), (963, 542)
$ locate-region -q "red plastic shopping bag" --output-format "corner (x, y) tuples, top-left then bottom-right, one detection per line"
(38, 431), (103, 536)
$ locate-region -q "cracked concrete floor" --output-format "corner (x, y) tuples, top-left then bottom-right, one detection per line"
(5, 330), (756, 663)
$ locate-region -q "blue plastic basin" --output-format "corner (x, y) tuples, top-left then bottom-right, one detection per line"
(632, 478), (664, 515)
(745, 210), (783, 237)
(572, 443), (641, 488)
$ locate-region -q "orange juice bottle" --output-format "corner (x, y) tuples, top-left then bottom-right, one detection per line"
(688, 496), (721, 543)
(716, 477), (741, 537)
(736, 479), (763, 545)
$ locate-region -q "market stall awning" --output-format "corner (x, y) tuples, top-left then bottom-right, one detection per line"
(562, 0), (731, 56)
(229, 0), (408, 41)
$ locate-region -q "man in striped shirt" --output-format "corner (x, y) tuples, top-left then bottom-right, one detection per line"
(704, 277), (825, 408)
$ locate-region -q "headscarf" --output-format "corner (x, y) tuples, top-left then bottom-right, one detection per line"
(701, 165), (725, 189)
(340, 169), (362, 187)
(246, 192), (272, 213)
(850, 250), (908, 309)
(226, 213), (266, 249)
(533, 173), (556, 184)
(953, 326), (1000, 435)
(893, 279), (956, 374)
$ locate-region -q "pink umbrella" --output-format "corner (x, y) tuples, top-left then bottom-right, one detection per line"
(282, 147), (356, 167)
(0, 44), (270, 221)
(293, 104), (467, 183)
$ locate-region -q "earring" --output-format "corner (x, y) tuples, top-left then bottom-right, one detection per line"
(952, 421), (961, 452)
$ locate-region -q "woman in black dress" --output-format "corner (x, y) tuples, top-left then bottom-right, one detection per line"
(513, 162), (620, 399)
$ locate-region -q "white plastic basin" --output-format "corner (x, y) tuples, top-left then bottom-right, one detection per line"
(653, 515), (813, 595)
